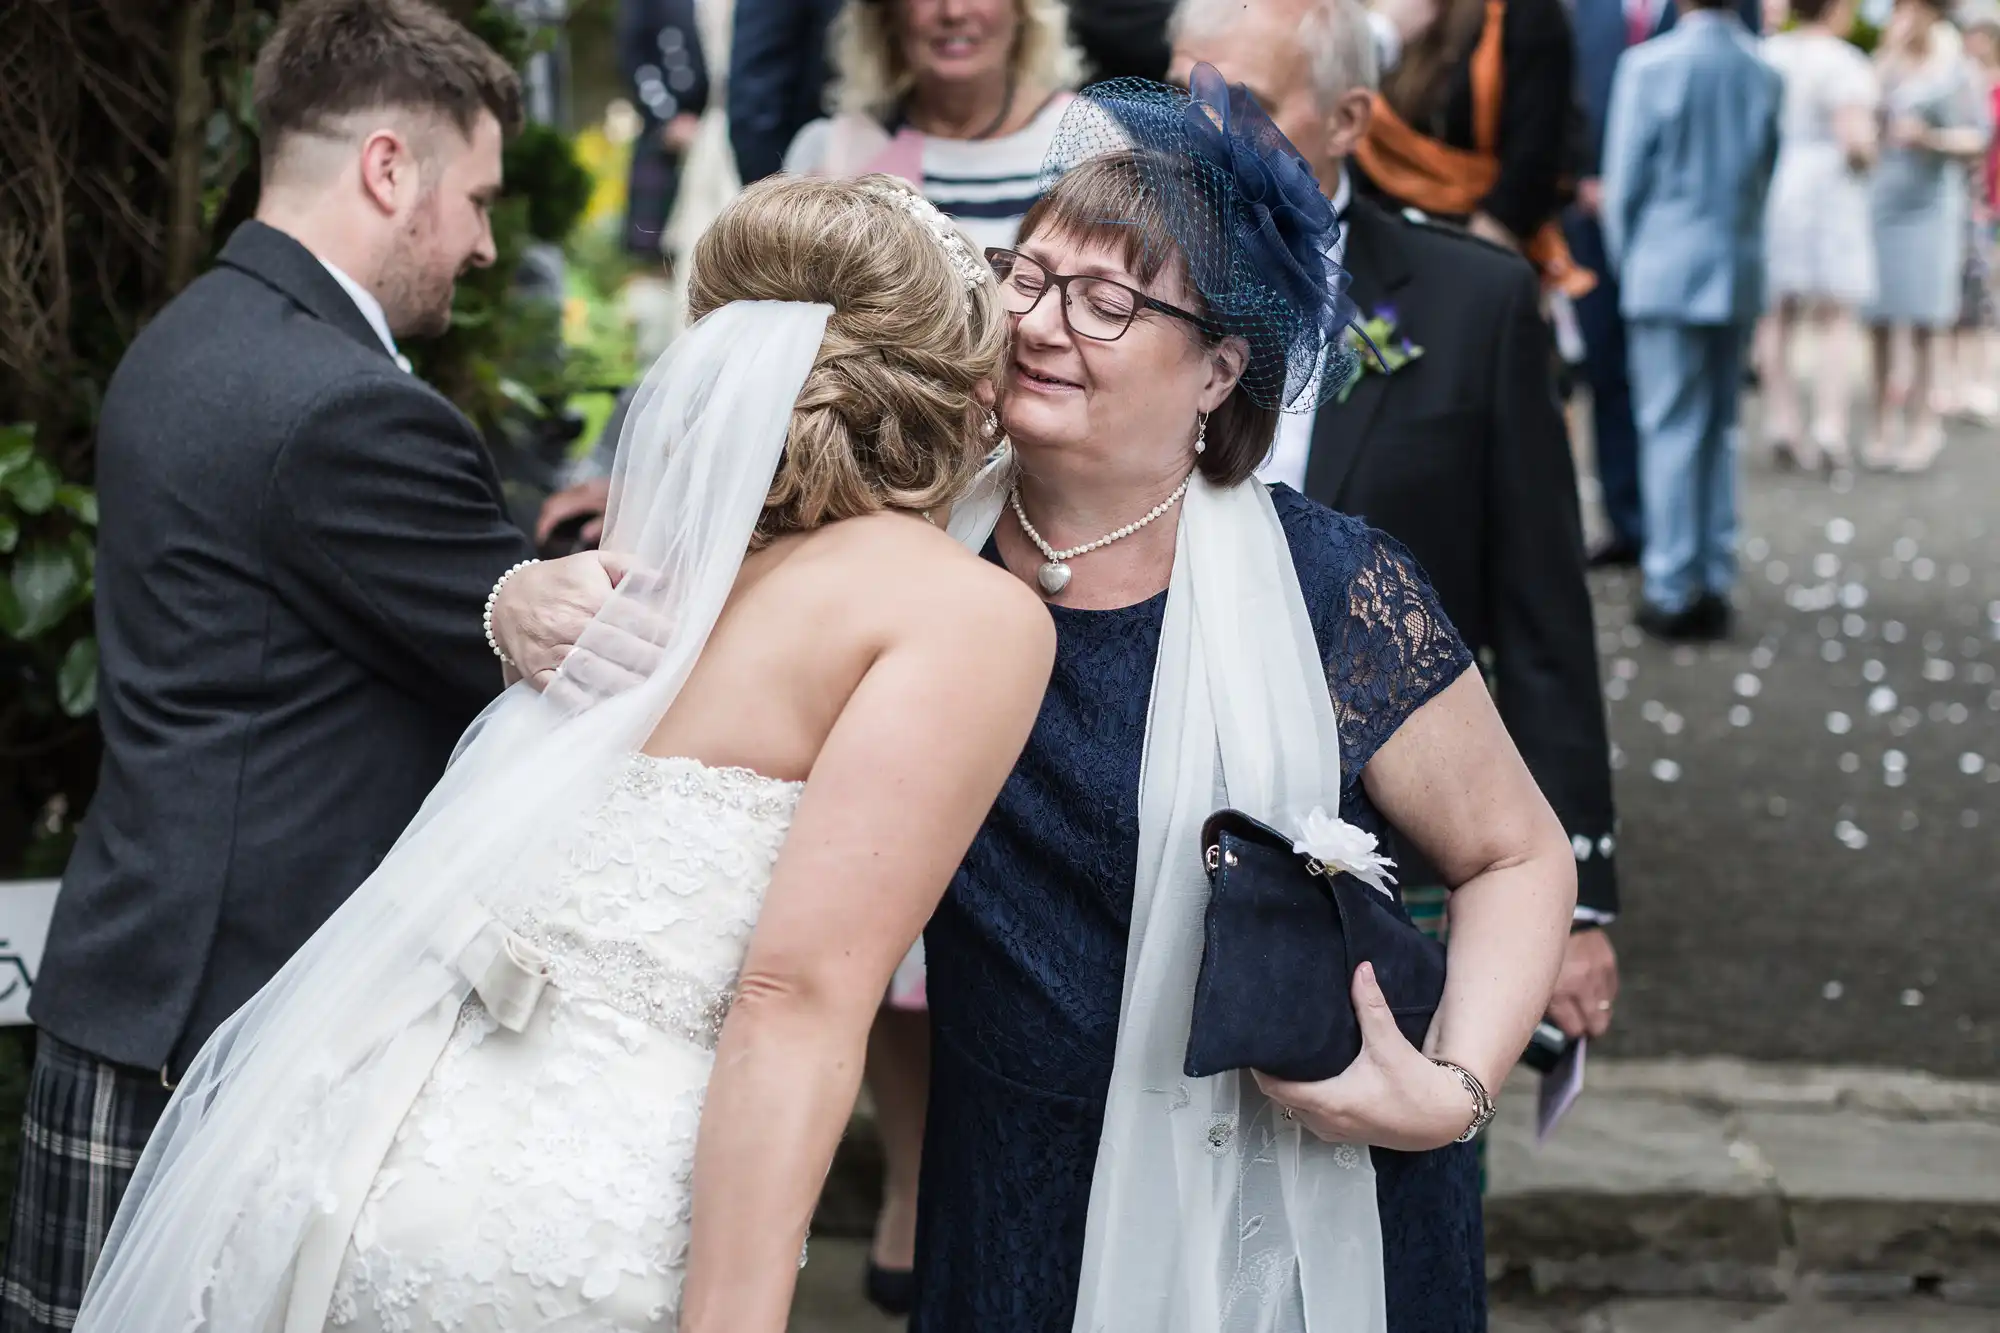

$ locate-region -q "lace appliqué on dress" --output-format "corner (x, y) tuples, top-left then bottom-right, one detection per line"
(328, 757), (800, 1333)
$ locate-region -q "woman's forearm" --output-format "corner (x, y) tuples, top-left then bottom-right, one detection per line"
(1924, 125), (1990, 158)
(678, 993), (874, 1333)
(1429, 849), (1574, 1095)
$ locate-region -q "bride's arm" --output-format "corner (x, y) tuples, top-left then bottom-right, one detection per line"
(677, 571), (1052, 1333)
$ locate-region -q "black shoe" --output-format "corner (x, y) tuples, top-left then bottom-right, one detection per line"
(866, 1261), (916, 1316)
(1691, 591), (1733, 639)
(1588, 538), (1642, 569)
(1635, 596), (1729, 642)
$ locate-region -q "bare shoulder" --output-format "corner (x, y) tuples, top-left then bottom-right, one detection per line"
(795, 514), (1055, 663)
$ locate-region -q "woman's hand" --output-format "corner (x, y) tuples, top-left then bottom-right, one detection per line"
(1253, 963), (1482, 1153)
(1889, 114), (1933, 150)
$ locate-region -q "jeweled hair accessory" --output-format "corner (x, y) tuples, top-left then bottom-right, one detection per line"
(859, 183), (990, 300)
(1041, 63), (1368, 411)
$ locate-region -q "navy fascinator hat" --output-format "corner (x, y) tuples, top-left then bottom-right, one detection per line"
(1040, 62), (1366, 412)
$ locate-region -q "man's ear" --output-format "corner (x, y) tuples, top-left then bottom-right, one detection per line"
(1325, 87), (1376, 162)
(357, 127), (419, 217)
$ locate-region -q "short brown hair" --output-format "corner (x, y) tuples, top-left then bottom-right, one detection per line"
(687, 176), (1009, 544)
(253, 0), (523, 170)
(1016, 153), (1279, 488)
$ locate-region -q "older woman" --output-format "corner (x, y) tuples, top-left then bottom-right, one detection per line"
(783, 0), (1084, 249)
(918, 70), (1574, 1331)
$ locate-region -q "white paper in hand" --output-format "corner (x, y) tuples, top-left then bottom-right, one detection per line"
(1536, 1035), (1587, 1143)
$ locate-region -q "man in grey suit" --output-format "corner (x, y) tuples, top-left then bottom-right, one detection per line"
(1601, 0), (1781, 641)
(2, 4), (614, 1327)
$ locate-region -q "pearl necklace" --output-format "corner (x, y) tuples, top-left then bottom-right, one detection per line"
(1008, 472), (1194, 597)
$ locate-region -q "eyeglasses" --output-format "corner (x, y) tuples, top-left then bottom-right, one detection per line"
(985, 248), (1213, 343)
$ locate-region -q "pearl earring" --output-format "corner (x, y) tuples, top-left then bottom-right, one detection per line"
(984, 410), (1001, 439)
(1193, 413), (1208, 455)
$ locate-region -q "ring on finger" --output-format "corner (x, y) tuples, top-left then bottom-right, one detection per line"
(1596, 1000), (1613, 1012)
(1279, 1105), (1296, 1122)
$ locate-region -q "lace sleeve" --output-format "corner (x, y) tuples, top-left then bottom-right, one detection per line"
(1270, 488), (1476, 784)
(1321, 528), (1476, 780)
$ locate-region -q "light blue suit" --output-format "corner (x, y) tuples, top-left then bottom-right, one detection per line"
(1601, 8), (1781, 614)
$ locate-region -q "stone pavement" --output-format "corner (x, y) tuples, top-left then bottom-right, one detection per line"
(815, 1055), (2000, 1309)
(1485, 1058), (2000, 1302)
(790, 1238), (2000, 1330)
(1572, 396), (2000, 1076)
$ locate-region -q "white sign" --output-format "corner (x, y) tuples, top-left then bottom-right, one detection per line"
(0, 879), (61, 1026)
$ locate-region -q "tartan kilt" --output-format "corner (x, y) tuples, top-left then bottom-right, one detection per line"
(0, 1034), (171, 1333)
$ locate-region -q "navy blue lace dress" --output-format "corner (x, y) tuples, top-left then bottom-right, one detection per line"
(912, 486), (1487, 1333)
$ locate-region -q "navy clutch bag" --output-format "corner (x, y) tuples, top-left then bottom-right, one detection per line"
(1184, 809), (1447, 1083)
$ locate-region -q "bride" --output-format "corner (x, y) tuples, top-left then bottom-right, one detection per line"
(75, 175), (1054, 1333)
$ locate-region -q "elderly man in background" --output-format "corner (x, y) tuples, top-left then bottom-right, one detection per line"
(1170, 0), (1623, 1049)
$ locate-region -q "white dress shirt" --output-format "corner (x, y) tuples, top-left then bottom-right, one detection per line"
(1256, 169), (1353, 494)
(316, 257), (413, 374)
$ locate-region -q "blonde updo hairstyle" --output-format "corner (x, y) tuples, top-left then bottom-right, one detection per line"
(686, 175), (1007, 545)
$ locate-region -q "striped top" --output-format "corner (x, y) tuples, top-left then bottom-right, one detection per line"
(783, 95), (1072, 252)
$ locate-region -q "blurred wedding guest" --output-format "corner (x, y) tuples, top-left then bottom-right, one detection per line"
(1755, 0), (1880, 471)
(1865, 0), (1991, 471)
(620, 0), (711, 260)
(784, 0), (1085, 250)
(1171, 0), (1622, 1040)
(1067, 0), (1178, 78)
(728, 0), (844, 184)
(1567, 0), (1760, 567)
(1933, 14), (2000, 423)
(1352, 0), (1595, 299)
(729, 0), (1175, 187)
(662, 0), (742, 342)
(1602, 0), (1781, 641)
(0, 3), (612, 1330)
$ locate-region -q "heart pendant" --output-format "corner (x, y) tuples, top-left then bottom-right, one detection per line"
(1036, 561), (1072, 596)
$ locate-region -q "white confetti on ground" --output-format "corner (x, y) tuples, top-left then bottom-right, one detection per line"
(1734, 673), (1762, 698)
(1822, 981), (1845, 1000)
(1827, 712), (1853, 735)
(1651, 758), (1682, 783)
(1730, 705), (1753, 727)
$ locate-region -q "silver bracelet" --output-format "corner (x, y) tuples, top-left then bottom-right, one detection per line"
(1431, 1058), (1496, 1143)
(483, 558), (540, 667)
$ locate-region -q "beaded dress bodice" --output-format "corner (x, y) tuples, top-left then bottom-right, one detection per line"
(327, 755), (801, 1333)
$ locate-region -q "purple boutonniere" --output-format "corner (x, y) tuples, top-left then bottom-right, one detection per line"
(1334, 306), (1424, 405)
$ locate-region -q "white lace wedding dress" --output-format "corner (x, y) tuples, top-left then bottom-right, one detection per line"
(323, 753), (802, 1333)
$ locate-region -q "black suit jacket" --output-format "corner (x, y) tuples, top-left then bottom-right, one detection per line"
(1308, 195), (1618, 918)
(34, 222), (536, 1074)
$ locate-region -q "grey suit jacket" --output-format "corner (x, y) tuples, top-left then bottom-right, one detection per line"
(33, 222), (536, 1075)
(1601, 9), (1782, 324)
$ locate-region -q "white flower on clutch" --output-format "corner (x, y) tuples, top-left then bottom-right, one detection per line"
(1293, 807), (1397, 898)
